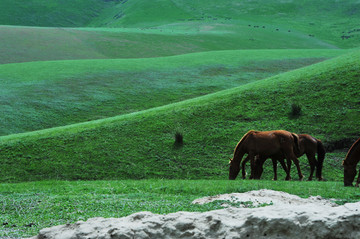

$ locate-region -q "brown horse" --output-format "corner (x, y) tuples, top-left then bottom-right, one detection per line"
(229, 130), (303, 180)
(343, 138), (360, 187)
(252, 134), (326, 181)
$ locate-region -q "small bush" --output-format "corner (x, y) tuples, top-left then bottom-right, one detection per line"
(290, 103), (302, 118)
(174, 132), (184, 146)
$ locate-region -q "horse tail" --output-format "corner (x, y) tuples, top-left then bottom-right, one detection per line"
(316, 139), (326, 180)
(291, 133), (300, 155)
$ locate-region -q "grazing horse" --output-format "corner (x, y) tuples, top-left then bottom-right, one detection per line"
(343, 138), (360, 187)
(229, 130), (303, 180)
(252, 134), (326, 181)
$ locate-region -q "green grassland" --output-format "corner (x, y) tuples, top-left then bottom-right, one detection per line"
(0, 50), (359, 183)
(1, 1), (360, 238)
(1, 180), (360, 238)
(0, 49), (345, 136)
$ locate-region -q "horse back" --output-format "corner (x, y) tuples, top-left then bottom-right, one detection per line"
(297, 134), (318, 156)
(247, 130), (294, 155)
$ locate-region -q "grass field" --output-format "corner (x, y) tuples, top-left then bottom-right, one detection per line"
(1, 1), (360, 238)
(1, 179), (360, 238)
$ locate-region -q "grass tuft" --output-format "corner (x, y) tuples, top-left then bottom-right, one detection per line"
(290, 103), (302, 118)
(174, 132), (184, 146)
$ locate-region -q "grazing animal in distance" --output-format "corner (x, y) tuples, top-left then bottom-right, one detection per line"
(343, 138), (360, 186)
(229, 130), (303, 181)
(252, 134), (326, 181)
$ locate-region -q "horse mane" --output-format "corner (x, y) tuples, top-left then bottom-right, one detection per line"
(343, 138), (360, 165)
(232, 130), (256, 159)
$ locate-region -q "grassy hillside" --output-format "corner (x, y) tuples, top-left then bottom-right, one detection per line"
(1, 0), (359, 54)
(0, 50), (359, 183)
(0, 49), (345, 136)
(0, 0), (113, 27)
(0, 24), (339, 64)
(87, 0), (360, 49)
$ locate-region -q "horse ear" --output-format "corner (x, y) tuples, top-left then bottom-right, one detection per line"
(223, 158), (232, 168)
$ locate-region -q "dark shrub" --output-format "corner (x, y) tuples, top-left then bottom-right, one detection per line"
(290, 103), (302, 118)
(174, 132), (183, 146)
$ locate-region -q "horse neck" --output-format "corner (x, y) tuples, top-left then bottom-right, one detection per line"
(344, 138), (360, 166)
(233, 145), (245, 163)
(232, 131), (251, 162)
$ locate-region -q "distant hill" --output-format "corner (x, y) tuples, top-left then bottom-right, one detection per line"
(0, 0), (359, 64)
(0, 0), (113, 27)
(0, 24), (341, 64)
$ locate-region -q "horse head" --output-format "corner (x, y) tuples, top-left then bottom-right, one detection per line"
(343, 160), (357, 186)
(228, 157), (240, 180)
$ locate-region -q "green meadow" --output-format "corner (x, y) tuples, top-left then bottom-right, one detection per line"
(0, 0), (360, 238)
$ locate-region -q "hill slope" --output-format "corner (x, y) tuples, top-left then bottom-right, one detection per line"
(0, 0), (113, 27)
(0, 49), (345, 136)
(0, 24), (339, 64)
(1, 0), (359, 50)
(0, 50), (359, 182)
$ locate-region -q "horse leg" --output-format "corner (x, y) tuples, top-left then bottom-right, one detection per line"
(241, 155), (250, 179)
(271, 158), (278, 180)
(276, 157), (288, 181)
(356, 169), (360, 187)
(248, 152), (256, 179)
(284, 148), (303, 181)
(306, 153), (316, 181)
(291, 156), (304, 181)
(278, 157), (288, 173)
(285, 158), (292, 181)
(254, 155), (266, 179)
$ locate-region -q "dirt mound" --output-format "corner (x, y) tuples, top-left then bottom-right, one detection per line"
(28, 190), (360, 239)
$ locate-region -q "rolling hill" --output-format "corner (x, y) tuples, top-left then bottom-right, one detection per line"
(1, 0), (360, 64)
(0, 50), (359, 182)
(0, 23), (339, 64)
(0, 49), (345, 136)
(0, 1), (359, 183)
